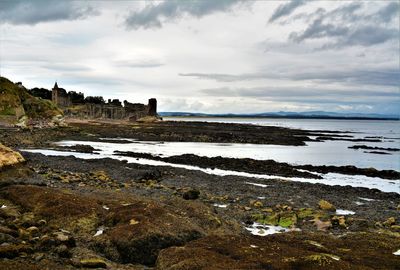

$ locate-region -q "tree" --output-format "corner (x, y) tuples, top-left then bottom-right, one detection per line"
(84, 96), (105, 104)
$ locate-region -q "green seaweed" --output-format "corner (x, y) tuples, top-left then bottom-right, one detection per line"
(297, 208), (314, 219)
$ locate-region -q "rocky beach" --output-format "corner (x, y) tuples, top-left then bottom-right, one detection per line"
(0, 120), (399, 269)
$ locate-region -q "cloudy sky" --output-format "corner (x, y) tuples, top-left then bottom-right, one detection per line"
(0, 0), (399, 114)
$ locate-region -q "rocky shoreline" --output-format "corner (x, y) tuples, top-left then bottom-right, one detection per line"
(0, 120), (399, 269)
(112, 151), (400, 180)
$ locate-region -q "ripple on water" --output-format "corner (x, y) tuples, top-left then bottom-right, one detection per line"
(245, 222), (300, 236)
(245, 223), (289, 236)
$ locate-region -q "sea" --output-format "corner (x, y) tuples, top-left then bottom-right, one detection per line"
(163, 117), (400, 171)
(23, 117), (400, 193)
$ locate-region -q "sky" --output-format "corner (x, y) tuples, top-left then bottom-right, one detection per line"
(0, 0), (399, 115)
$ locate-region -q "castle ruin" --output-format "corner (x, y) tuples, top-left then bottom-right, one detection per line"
(52, 82), (72, 107)
(51, 82), (157, 121)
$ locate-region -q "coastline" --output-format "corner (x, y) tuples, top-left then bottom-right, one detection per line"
(0, 120), (399, 269)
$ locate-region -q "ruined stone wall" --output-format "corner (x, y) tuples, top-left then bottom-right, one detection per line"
(84, 104), (126, 119)
(68, 103), (151, 121)
(51, 82), (157, 121)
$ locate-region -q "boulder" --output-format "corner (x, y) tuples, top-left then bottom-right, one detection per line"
(182, 189), (200, 200)
(383, 217), (396, 226)
(100, 201), (203, 265)
(318, 200), (336, 211)
(0, 144), (25, 170)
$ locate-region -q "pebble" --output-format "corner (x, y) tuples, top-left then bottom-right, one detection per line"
(26, 226), (39, 236)
(33, 253), (44, 261)
(55, 232), (69, 242)
(0, 233), (16, 244)
(38, 219), (47, 226)
(55, 244), (70, 258)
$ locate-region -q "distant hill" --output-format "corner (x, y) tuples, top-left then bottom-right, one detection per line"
(160, 111), (399, 120)
(0, 77), (63, 127)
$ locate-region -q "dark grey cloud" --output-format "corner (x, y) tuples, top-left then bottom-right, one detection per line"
(269, 0), (306, 23)
(290, 22), (398, 49)
(289, 18), (349, 42)
(0, 0), (99, 25)
(277, 2), (399, 49)
(325, 2), (363, 22)
(180, 68), (400, 87)
(125, 0), (246, 29)
(323, 26), (398, 49)
(368, 2), (400, 23)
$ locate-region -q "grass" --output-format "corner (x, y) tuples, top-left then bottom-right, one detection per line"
(0, 76), (62, 120)
(0, 107), (16, 116)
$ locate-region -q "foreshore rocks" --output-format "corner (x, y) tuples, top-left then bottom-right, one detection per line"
(0, 120), (399, 269)
(0, 185), (240, 267)
(114, 152), (322, 179)
(295, 164), (400, 180)
(349, 145), (400, 152)
(157, 232), (400, 269)
(114, 151), (400, 180)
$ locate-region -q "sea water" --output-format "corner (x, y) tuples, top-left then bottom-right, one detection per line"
(21, 118), (400, 194)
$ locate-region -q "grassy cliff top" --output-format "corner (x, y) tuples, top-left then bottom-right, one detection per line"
(0, 77), (62, 120)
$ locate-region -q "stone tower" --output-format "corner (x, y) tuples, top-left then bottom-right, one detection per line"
(52, 82), (71, 107)
(51, 82), (58, 103)
(148, 98), (157, 116)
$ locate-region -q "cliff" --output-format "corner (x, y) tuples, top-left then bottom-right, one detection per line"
(0, 77), (63, 127)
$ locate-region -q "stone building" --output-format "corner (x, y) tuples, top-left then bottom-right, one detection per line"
(51, 82), (157, 121)
(52, 82), (72, 107)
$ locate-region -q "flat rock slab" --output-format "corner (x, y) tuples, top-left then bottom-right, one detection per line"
(157, 232), (400, 269)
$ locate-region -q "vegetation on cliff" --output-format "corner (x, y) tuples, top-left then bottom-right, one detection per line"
(0, 77), (62, 126)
